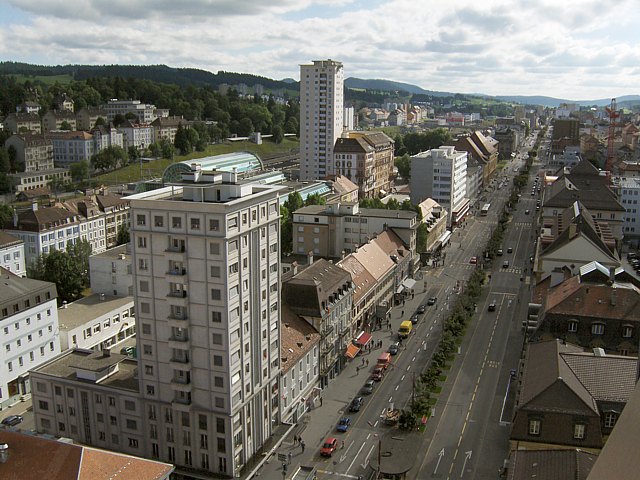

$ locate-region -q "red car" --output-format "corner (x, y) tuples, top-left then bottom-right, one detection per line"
(371, 367), (384, 382)
(320, 437), (338, 457)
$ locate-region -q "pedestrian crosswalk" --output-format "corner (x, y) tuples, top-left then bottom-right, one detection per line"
(514, 222), (532, 228)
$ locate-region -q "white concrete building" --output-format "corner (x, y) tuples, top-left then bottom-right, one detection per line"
(615, 177), (640, 239)
(344, 106), (355, 132)
(47, 130), (95, 167)
(57, 294), (136, 351)
(104, 99), (157, 124)
(119, 122), (153, 151)
(410, 146), (470, 226)
(0, 232), (26, 277)
(299, 59), (344, 180)
(30, 166), (285, 478)
(0, 269), (59, 409)
(89, 244), (133, 297)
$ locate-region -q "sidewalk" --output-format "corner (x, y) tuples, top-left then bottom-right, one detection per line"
(252, 284), (431, 479)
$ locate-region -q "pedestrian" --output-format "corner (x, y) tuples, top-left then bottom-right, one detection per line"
(356, 366), (360, 375)
(320, 396), (323, 406)
(401, 309), (404, 316)
(366, 359), (369, 367)
(341, 440), (345, 449)
(293, 434), (298, 445)
(301, 440), (305, 453)
(288, 451), (292, 463)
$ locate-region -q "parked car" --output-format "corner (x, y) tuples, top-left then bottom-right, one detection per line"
(417, 304), (426, 314)
(469, 256), (478, 264)
(336, 417), (352, 432)
(387, 342), (400, 355)
(320, 437), (338, 456)
(1, 415), (23, 426)
(427, 297), (437, 306)
(349, 396), (364, 412)
(410, 314), (419, 325)
(502, 260), (509, 268)
(361, 379), (375, 395)
(497, 249), (503, 256)
(507, 247), (513, 253)
(488, 300), (497, 312)
(525, 209), (530, 215)
(371, 367), (384, 382)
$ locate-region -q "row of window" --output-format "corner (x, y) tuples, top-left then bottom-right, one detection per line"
(566, 320), (633, 337)
(6, 343), (55, 374)
(528, 412), (618, 438)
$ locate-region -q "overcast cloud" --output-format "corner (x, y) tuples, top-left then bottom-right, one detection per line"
(1, 0), (638, 100)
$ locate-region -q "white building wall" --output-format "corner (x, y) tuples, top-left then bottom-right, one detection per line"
(280, 347), (319, 423)
(0, 242), (26, 277)
(0, 298), (60, 408)
(300, 59), (344, 181)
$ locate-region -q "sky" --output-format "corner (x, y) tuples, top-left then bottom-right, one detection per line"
(0, 0), (639, 100)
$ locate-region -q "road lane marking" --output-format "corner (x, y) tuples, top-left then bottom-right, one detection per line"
(346, 441), (367, 472)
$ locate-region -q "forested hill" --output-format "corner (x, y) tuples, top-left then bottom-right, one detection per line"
(0, 62), (297, 91)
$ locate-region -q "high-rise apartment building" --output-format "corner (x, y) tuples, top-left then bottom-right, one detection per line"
(31, 166), (285, 478)
(410, 146), (470, 226)
(299, 59), (344, 181)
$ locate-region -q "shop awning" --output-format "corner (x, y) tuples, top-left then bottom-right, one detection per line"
(345, 344), (361, 358)
(437, 230), (452, 246)
(395, 285), (405, 294)
(355, 331), (372, 346)
(403, 278), (416, 290)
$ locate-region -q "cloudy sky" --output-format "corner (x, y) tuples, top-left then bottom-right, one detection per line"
(0, 0), (638, 100)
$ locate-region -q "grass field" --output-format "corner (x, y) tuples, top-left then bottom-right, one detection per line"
(6, 73), (74, 85)
(95, 137), (299, 185)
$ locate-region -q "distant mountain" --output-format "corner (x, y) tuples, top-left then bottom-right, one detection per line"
(495, 94), (640, 108)
(345, 77), (453, 97)
(280, 78), (297, 84)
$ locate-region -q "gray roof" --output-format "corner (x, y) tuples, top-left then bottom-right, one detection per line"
(91, 244), (131, 260)
(0, 231), (23, 248)
(0, 267), (56, 304)
(508, 449), (597, 480)
(57, 294), (134, 331)
(295, 204), (416, 219)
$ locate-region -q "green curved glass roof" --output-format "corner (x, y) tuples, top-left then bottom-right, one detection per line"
(162, 151), (263, 184)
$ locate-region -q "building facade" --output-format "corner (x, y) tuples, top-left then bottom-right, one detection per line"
(4, 113), (41, 134)
(89, 244), (133, 297)
(410, 146), (469, 226)
(0, 231), (26, 277)
(47, 130), (95, 167)
(42, 111), (77, 133)
(5, 132), (54, 172)
(299, 59), (344, 181)
(0, 270), (59, 409)
(104, 99), (158, 124)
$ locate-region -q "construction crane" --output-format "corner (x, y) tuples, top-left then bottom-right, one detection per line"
(605, 98), (620, 172)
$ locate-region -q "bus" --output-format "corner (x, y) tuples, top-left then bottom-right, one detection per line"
(480, 203), (491, 216)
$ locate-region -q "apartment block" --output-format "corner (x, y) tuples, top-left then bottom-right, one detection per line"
(89, 244), (133, 297)
(333, 131), (394, 199)
(5, 132), (54, 172)
(292, 202), (417, 261)
(32, 165), (285, 478)
(47, 130), (95, 167)
(76, 106), (107, 131)
(0, 231), (26, 277)
(299, 59), (344, 180)
(42, 111), (77, 133)
(104, 99), (157, 124)
(4, 112), (41, 134)
(410, 146), (470, 226)
(0, 269), (59, 409)
(119, 121), (153, 151)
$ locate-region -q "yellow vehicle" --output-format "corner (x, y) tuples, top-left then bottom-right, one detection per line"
(398, 320), (412, 339)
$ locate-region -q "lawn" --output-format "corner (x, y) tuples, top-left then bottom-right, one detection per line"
(95, 137), (299, 185)
(6, 73), (74, 85)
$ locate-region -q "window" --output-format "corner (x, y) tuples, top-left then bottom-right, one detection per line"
(199, 415), (207, 430)
(528, 419), (540, 435)
(210, 219), (220, 231)
(568, 320), (578, 333)
(129, 438), (138, 448)
(191, 218), (200, 230)
(154, 216), (164, 227)
(213, 355), (223, 367)
(604, 412), (618, 429)
(172, 217), (182, 228)
(212, 311), (222, 323)
(573, 423), (585, 439)
(591, 323), (605, 335)
(126, 419), (137, 430)
(136, 214), (146, 226)
(38, 400), (49, 411)
(210, 242), (220, 255)
(142, 323), (151, 335)
(139, 280), (149, 292)
(216, 417), (225, 434)
(147, 385), (155, 395)
(622, 325), (633, 338)
(228, 217), (237, 229)
(211, 266), (221, 278)
(143, 344), (152, 355)
(211, 289), (221, 301)
(214, 376), (224, 388)
(217, 437), (226, 453)
(212, 333), (223, 345)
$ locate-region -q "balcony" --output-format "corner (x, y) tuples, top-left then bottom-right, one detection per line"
(168, 336), (190, 350)
(169, 355), (190, 368)
(166, 267), (187, 276)
(167, 290), (188, 298)
(320, 324), (334, 338)
(165, 245), (186, 253)
(171, 380), (192, 393)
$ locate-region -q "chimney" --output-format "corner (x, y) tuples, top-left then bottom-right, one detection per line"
(568, 222), (577, 238)
(102, 348), (111, 357)
(611, 288), (617, 306)
(307, 251), (314, 265)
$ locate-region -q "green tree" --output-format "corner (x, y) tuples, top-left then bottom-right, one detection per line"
(0, 149), (10, 173)
(59, 120), (72, 131)
(148, 142), (162, 158)
(416, 223), (428, 253)
(7, 145), (18, 172)
(284, 191), (304, 214)
(395, 153), (411, 180)
(0, 173), (10, 194)
(238, 117), (254, 136)
(94, 116), (106, 127)
(160, 139), (175, 160)
(127, 146), (140, 163)
(112, 114), (126, 127)
(92, 146), (127, 172)
(304, 193), (326, 206)
(174, 124), (191, 155)
(116, 224), (130, 246)
(272, 125), (284, 144)
(69, 160), (89, 182)
(280, 205), (292, 254)
(48, 176), (67, 195)
(0, 204), (13, 228)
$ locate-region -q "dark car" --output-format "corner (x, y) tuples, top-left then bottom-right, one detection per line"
(387, 342), (399, 355)
(525, 209), (530, 215)
(427, 297), (437, 306)
(349, 396), (364, 412)
(336, 417), (352, 432)
(1, 415), (23, 426)
(417, 304), (426, 314)
(488, 300), (497, 312)
(410, 314), (419, 325)
(507, 247), (513, 253)
(361, 380), (375, 395)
